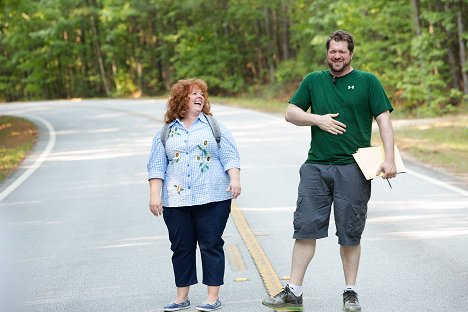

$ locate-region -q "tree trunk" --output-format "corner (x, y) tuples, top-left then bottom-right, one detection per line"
(87, 0), (110, 96)
(411, 0), (429, 103)
(280, 0), (290, 60)
(254, 20), (265, 82)
(263, 6), (275, 83)
(456, 0), (468, 97)
(411, 0), (421, 36)
(444, 2), (461, 90)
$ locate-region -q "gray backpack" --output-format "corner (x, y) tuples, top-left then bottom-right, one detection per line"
(161, 113), (221, 147)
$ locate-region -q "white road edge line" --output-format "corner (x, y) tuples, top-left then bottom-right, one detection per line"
(0, 115), (56, 202)
(406, 169), (468, 197)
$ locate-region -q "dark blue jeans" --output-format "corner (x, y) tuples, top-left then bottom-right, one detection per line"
(163, 199), (231, 287)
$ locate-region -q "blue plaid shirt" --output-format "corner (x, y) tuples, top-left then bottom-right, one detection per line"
(147, 114), (240, 207)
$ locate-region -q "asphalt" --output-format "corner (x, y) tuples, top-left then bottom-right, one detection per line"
(0, 99), (467, 312)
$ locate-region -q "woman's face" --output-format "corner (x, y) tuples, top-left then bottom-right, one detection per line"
(187, 85), (205, 115)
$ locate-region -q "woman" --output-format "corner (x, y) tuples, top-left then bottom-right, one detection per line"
(147, 78), (241, 312)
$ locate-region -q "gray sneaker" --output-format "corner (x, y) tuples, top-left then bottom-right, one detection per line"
(262, 285), (303, 310)
(342, 290), (361, 312)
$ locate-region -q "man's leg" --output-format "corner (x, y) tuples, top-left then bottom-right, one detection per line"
(261, 239), (313, 309)
(290, 239), (316, 285)
(339, 232), (363, 312)
(262, 163), (331, 309)
(333, 164), (370, 312)
(340, 244), (361, 285)
(340, 254), (362, 312)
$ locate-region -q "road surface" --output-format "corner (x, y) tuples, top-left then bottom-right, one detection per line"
(0, 99), (467, 311)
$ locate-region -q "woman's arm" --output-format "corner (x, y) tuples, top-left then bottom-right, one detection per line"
(149, 178), (163, 217)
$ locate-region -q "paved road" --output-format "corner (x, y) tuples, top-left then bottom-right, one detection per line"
(0, 100), (467, 312)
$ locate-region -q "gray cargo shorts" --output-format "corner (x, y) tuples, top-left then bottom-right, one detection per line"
(293, 162), (371, 246)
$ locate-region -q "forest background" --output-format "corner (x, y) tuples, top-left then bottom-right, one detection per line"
(0, 0), (467, 116)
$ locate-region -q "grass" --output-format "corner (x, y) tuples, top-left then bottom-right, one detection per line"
(0, 116), (38, 183)
(212, 96), (287, 114)
(392, 115), (468, 179)
(371, 115), (467, 181)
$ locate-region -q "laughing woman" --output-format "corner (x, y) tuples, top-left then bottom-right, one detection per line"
(147, 78), (241, 312)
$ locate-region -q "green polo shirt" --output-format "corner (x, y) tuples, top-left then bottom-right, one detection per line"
(290, 69), (393, 164)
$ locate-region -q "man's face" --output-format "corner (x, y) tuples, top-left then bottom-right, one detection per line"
(327, 40), (353, 74)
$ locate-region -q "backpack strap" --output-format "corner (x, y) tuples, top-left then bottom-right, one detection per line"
(160, 123), (170, 147)
(204, 114), (221, 147)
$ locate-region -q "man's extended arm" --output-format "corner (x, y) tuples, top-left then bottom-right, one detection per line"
(285, 103), (347, 135)
(375, 110), (397, 179)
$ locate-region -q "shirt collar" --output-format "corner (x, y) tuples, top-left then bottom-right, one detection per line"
(170, 113), (208, 127)
(198, 113), (209, 124)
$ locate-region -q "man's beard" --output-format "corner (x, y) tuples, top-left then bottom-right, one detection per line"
(327, 59), (351, 73)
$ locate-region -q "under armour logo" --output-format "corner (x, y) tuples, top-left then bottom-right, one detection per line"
(348, 85), (355, 89)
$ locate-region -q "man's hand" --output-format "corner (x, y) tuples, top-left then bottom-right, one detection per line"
(316, 113), (347, 135)
(376, 159), (397, 179)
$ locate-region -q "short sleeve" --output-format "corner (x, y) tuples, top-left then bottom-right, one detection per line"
(217, 123), (240, 172)
(289, 73), (313, 111)
(368, 74), (393, 117)
(147, 129), (168, 180)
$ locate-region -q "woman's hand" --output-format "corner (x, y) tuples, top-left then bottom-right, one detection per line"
(226, 179), (241, 199)
(149, 196), (163, 217)
(226, 168), (241, 199)
(149, 178), (163, 217)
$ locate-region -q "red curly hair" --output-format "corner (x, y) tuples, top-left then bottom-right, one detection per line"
(164, 78), (212, 123)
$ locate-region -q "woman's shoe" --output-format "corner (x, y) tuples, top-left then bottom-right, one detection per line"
(195, 299), (222, 311)
(163, 299), (190, 311)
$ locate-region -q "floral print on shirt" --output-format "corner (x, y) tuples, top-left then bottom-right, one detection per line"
(169, 128), (181, 137)
(196, 139), (211, 173)
(173, 184), (184, 195)
(170, 151), (181, 164)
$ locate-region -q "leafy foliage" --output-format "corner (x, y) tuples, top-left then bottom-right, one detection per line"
(0, 0), (466, 115)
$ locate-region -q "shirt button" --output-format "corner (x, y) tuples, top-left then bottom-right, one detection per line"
(188, 186), (191, 189)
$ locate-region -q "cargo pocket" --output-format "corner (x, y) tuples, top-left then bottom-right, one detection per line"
(347, 204), (368, 237)
(293, 196), (304, 231)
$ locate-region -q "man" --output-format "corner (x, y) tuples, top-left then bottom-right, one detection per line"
(262, 30), (396, 312)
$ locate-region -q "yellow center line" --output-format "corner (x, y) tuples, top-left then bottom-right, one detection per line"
(230, 200), (283, 296)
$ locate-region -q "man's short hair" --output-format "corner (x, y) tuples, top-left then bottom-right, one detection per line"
(326, 30), (354, 53)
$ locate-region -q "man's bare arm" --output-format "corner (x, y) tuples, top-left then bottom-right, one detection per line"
(285, 103), (347, 135)
(375, 110), (397, 179)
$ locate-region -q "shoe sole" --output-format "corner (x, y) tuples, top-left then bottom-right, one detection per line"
(342, 307), (361, 312)
(164, 306), (190, 312)
(273, 307), (303, 311)
(195, 306), (221, 312)
(262, 302), (303, 311)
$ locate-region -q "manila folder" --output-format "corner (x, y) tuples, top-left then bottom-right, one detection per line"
(352, 145), (406, 180)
